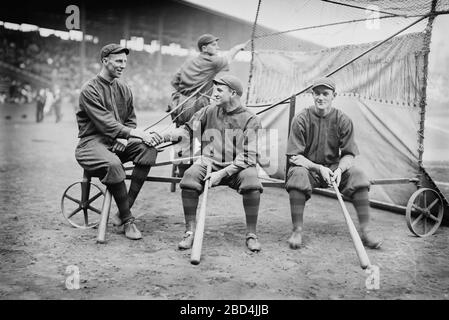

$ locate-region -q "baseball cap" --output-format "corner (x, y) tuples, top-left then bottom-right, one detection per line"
(100, 43), (129, 60)
(213, 75), (243, 96)
(311, 77), (336, 91)
(197, 34), (219, 50)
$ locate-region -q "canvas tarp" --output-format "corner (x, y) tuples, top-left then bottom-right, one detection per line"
(249, 33), (427, 206)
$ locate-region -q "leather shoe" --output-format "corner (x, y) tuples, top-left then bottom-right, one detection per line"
(288, 230), (302, 249)
(178, 231), (194, 250)
(124, 220), (142, 240)
(361, 231), (383, 249)
(246, 233), (261, 252)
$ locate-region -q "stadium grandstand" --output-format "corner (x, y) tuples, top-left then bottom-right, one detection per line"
(0, 0), (321, 110)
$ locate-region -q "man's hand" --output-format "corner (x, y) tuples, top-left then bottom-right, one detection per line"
(204, 169), (227, 187)
(319, 165), (334, 186)
(331, 167), (343, 187)
(162, 133), (182, 143)
(111, 138), (128, 153)
(143, 132), (164, 147)
(289, 155), (302, 166)
(130, 128), (164, 147)
(238, 40), (251, 50)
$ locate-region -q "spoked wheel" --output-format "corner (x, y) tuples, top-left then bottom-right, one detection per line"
(406, 188), (444, 237)
(61, 181), (105, 229)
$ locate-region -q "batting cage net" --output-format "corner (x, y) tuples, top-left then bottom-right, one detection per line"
(243, 0), (449, 209)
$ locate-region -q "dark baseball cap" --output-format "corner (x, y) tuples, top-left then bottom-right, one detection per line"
(311, 77), (336, 91)
(100, 43), (129, 60)
(213, 75), (243, 96)
(197, 33), (219, 50)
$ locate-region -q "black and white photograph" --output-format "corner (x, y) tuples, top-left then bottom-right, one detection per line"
(1, 0), (448, 306)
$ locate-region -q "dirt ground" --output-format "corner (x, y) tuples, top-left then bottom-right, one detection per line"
(1, 107), (448, 300)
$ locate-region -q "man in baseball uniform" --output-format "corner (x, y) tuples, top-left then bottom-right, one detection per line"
(285, 77), (383, 250)
(160, 75), (263, 252)
(169, 34), (249, 126)
(169, 34), (249, 178)
(75, 44), (163, 240)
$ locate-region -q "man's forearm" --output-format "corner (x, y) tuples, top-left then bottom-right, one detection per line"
(225, 42), (247, 64)
(224, 163), (241, 176)
(290, 154), (322, 172)
(338, 155), (354, 172)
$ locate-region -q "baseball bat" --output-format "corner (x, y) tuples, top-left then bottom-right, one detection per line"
(190, 164), (212, 265)
(332, 182), (371, 269)
(96, 188), (112, 244)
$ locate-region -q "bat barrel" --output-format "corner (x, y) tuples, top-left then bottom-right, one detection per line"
(96, 189), (112, 244)
(332, 182), (371, 269)
(190, 164), (212, 265)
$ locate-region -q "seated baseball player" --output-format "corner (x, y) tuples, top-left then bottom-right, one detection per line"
(75, 44), (163, 240)
(285, 77), (383, 250)
(158, 75), (264, 252)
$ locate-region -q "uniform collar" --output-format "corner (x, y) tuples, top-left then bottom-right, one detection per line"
(97, 74), (115, 85)
(310, 105), (335, 118)
(220, 103), (245, 116)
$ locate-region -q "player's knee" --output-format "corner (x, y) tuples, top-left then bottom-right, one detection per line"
(101, 158), (126, 184)
(180, 168), (203, 192)
(347, 166), (370, 186)
(134, 145), (158, 166)
(107, 157), (122, 170)
(289, 166), (309, 179)
(238, 168), (263, 194)
(285, 166), (311, 193)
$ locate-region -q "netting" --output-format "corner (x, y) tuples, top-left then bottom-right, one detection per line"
(335, 0), (449, 16)
(247, 0), (449, 54)
(248, 32), (426, 105)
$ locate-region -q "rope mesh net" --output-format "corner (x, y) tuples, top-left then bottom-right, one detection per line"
(335, 0), (449, 16)
(245, 0), (446, 104)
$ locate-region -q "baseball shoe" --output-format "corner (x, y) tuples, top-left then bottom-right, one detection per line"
(178, 231), (194, 250)
(361, 231), (383, 249)
(288, 229), (303, 249)
(246, 233), (261, 252)
(124, 220), (142, 240)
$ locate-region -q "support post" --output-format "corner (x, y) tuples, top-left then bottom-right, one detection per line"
(285, 95), (296, 179)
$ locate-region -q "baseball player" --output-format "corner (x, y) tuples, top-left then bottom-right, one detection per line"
(169, 33), (249, 126)
(75, 44), (163, 240)
(159, 75), (264, 252)
(168, 34), (249, 177)
(285, 77), (383, 250)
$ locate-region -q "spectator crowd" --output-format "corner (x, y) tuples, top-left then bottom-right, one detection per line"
(0, 27), (186, 111)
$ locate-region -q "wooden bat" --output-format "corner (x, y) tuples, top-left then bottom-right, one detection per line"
(190, 164), (212, 265)
(332, 182), (371, 269)
(96, 189), (112, 244)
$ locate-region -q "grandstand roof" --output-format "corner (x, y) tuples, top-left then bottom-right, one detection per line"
(0, 0), (323, 51)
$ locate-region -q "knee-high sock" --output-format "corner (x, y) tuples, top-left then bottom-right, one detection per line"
(288, 190), (306, 231)
(181, 189), (199, 231)
(352, 188), (370, 232)
(107, 181), (132, 223)
(243, 190), (260, 234)
(128, 164), (151, 208)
